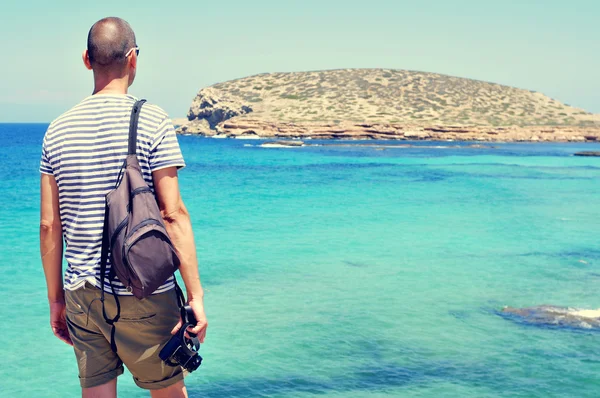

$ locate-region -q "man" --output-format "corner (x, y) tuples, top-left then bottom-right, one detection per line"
(39, 17), (207, 397)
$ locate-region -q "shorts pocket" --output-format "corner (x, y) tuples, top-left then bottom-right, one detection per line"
(66, 307), (85, 316)
(119, 313), (157, 322)
(65, 292), (85, 316)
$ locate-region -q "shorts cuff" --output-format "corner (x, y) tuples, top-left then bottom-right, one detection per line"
(80, 365), (124, 388)
(134, 368), (185, 390)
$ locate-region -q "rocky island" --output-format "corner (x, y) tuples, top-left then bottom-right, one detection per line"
(176, 69), (600, 142)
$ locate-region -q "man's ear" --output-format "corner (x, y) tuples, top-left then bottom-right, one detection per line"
(82, 50), (92, 70)
(129, 50), (137, 70)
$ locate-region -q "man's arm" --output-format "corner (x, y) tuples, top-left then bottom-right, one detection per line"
(153, 167), (208, 343)
(40, 173), (72, 345)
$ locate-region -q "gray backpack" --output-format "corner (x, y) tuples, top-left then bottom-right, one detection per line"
(100, 100), (182, 352)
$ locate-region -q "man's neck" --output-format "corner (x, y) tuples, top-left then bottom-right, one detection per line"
(92, 75), (130, 96)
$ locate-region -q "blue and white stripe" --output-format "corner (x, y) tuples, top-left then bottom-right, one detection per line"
(40, 94), (185, 295)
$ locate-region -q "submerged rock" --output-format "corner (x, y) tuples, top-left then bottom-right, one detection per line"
(261, 140), (304, 148)
(501, 305), (600, 329)
(574, 151), (600, 157)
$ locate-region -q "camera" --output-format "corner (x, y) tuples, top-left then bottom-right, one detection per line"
(159, 305), (203, 372)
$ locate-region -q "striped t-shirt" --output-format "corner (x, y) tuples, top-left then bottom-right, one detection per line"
(40, 94), (185, 295)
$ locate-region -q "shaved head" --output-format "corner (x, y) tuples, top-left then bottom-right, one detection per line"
(87, 17), (136, 71)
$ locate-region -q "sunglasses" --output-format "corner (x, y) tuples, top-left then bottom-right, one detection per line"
(125, 47), (140, 57)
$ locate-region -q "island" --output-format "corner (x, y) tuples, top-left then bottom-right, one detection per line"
(175, 69), (600, 142)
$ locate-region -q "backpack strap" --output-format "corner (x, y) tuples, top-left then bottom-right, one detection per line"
(99, 205), (121, 353)
(99, 99), (146, 353)
(128, 99), (147, 155)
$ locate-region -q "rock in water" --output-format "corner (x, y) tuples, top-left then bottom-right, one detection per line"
(177, 119), (213, 136)
(501, 305), (600, 329)
(574, 151), (600, 157)
(261, 140), (304, 148)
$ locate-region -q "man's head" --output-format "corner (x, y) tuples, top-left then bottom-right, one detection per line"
(83, 17), (138, 87)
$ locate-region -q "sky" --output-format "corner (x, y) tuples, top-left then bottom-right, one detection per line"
(0, 0), (598, 122)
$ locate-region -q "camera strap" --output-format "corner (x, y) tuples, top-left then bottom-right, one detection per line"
(174, 281), (192, 324)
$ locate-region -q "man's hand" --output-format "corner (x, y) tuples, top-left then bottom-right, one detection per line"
(171, 298), (208, 343)
(41, 173), (69, 346)
(50, 300), (73, 346)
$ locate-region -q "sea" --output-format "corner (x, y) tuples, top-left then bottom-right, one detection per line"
(1, 123), (600, 397)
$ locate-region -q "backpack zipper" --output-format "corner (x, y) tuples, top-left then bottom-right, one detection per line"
(111, 216), (129, 250)
(130, 186), (152, 200)
(124, 218), (164, 241)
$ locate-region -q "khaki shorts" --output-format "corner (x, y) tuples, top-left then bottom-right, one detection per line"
(65, 282), (184, 389)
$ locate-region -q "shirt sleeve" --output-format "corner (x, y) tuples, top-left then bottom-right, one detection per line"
(149, 117), (186, 172)
(40, 135), (54, 175)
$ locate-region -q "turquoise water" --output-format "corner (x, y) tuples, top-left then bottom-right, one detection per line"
(2, 123), (600, 397)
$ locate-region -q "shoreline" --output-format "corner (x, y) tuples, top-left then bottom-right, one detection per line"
(181, 135), (600, 145)
(176, 119), (600, 143)
(178, 135), (600, 155)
